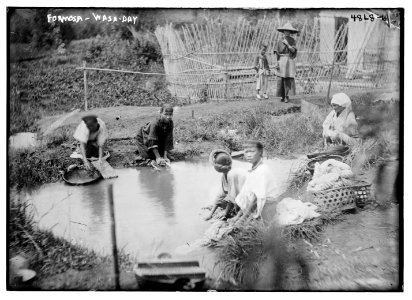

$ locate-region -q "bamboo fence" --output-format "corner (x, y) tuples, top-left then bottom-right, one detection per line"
(155, 17), (399, 102)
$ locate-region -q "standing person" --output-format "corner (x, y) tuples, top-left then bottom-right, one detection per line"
(136, 104), (174, 167)
(204, 149), (247, 221)
(254, 45), (270, 99)
(274, 22), (299, 103)
(73, 115), (108, 170)
(233, 140), (281, 224)
(322, 92), (359, 148)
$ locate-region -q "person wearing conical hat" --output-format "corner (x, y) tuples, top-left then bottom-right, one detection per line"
(274, 22), (299, 103)
(204, 149), (247, 221)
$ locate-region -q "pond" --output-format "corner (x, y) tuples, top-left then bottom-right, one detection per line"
(26, 159), (296, 258)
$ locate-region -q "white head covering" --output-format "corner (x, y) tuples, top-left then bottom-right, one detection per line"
(330, 93), (353, 128)
(331, 93), (352, 109)
(323, 93), (357, 136)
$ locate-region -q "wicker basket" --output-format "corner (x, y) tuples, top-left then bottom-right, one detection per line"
(312, 180), (372, 211)
(351, 181), (372, 208)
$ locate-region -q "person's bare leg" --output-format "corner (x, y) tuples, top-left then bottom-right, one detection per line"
(238, 201), (257, 224)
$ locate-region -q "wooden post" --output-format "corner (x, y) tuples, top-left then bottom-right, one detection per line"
(191, 109), (194, 119)
(108, 184), (120, 290)
(326, 56), (336, 103)
(223, 64), (229, 100)
(83, 60), (88, 111)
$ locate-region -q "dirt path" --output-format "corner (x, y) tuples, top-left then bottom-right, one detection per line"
(302, 205), (399, 290)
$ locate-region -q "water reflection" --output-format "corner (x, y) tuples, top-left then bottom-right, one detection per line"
(138, 168), (175, 218)
(79, 181), (108, 230)
(28, 160), (295, 256)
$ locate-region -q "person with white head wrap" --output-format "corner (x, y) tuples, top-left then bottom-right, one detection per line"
(322, 93), (359, 148)
(204, 149), (247, 221)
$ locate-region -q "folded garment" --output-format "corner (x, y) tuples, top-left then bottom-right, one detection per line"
(275, 197), (321, 226)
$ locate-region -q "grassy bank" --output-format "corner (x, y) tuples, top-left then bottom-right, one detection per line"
(9, 90), (399, 190)
(9, 191), (137, 290)
(175, 105), (324, 156)
(8, 126), (76, 190)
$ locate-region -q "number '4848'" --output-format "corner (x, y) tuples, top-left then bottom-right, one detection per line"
(351, 14), (375, 22)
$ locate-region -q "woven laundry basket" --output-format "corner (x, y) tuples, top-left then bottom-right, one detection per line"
(312, 180), (372, 211)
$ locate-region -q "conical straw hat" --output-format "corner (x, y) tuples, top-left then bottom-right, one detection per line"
(277, 22), (299, 33)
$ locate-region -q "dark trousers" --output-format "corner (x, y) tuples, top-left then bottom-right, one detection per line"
(85, 141), (99, 158)
(276, 77), (296, 99)
(136, 135), (165, 160)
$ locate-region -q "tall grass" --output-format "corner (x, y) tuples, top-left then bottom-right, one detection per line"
(175, 107), (327, 157)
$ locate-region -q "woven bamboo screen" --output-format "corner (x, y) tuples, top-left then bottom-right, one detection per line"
(155, 17), (399, 103)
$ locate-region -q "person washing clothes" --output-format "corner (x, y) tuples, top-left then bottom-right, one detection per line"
(254, 45), (270, 99)
(135, 104), (174, 167)
(204, 149), (247, 221)
(274, 22), (298, 103)
(73, 115), (108, 171)
(232, 140), (282, 224)
(322, 93), (359, 148)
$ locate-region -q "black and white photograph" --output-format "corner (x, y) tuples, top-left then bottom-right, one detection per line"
(5, 2), (404, 292)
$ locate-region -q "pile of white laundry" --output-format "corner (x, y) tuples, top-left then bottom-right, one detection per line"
(274, 197), (321, 226)
(307, 159), (354, 192)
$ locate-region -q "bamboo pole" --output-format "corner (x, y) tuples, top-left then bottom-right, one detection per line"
(108, 184), (120, 290)
(83, 60), (88, 111)
(326, 56), (336, 102)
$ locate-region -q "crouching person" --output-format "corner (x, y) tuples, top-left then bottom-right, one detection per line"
(322, 93), (359, 148)
(233, 140), (281, 224)
(73, 115), (108, 170)
(204, 149), (247, 221)
(136, 104), (174, 167)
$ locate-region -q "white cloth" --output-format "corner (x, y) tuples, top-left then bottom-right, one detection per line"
(235, 161), (281, 218)
(73, 118), (107, 146)
(313, 159), (352, 180)
(307, 159), (354, 192)
(275, 198), (320, 226)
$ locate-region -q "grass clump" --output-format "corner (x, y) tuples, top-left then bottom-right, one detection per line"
(239, 107), (327, 156)
(280, 211), (345, 241)
(175, 106), (326, 156)
(206, 207), (346, 287)
(8, 145), (74, 190)
(206, 220), (267, 285)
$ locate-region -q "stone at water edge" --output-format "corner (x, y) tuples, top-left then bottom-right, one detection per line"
(9, 132), (38, 150)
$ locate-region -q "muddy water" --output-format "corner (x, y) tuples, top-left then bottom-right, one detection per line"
(27, 159), (296, 257)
